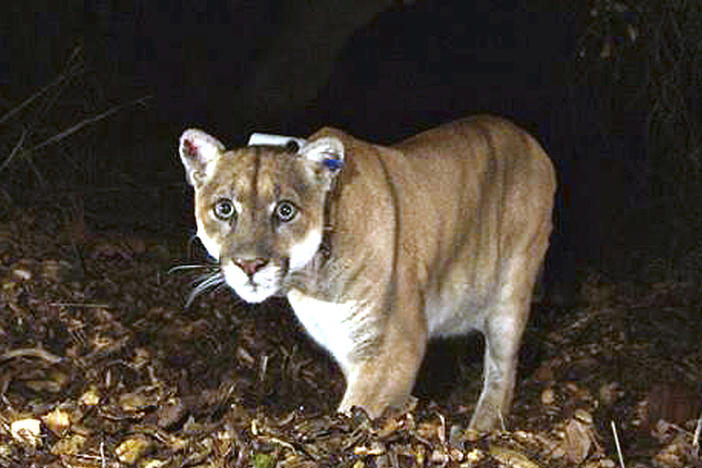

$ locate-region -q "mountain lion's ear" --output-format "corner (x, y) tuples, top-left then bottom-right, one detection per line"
(298, 137), (345, 184)
(179, 129), (226, 186)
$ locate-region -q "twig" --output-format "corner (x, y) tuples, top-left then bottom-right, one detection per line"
(693, 411), (701, 453)
(101, 440), (106, 468)
(0, 347), (62, 364)
(0, 74), (69, 127)
(30, 95), (151, 153)
(611, 420), (626, 468)
(267, 436), (297, 453)
(0, 129), (27, 173)
(49, 302), (110, 308)
(0, 46), (84, 126)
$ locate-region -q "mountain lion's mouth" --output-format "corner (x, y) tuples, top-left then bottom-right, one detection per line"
(222, 260), (283, 304)
(231, 280), (278, 304)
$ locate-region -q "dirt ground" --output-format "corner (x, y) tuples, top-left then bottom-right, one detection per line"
(0, 206), (700, 468)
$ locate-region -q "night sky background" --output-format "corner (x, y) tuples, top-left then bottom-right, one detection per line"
(2, 0), (695, 297)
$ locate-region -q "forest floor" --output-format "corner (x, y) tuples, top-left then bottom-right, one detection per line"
(1, 204), (701, 468)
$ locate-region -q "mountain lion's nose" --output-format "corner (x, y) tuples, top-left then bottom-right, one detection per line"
(234, 258), (268, 276)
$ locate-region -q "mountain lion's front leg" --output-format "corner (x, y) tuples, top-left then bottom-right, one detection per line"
(338, 303), (427, 418)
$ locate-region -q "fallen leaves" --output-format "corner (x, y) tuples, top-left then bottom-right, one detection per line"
(10, 418), (41, 447)
(1, 210), (702, 467)
(42, 407), (71, 435)
(562, 410), (596, 464)
(115, 434), (152, 464)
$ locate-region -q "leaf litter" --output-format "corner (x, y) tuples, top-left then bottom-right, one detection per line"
(0, 209), (700, 467)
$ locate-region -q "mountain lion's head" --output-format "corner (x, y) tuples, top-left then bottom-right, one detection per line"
(179, 129), (344, 303)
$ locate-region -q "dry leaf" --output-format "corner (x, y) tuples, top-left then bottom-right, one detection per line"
(116, 435), (152, 464)
(42, 408), (71, 435)
(563, 416), (592, 464)
(489, 445), (541, 468)
(10, 418), (41, 447)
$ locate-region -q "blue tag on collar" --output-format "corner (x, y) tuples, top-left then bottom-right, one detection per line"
(323, 158), (344, 171)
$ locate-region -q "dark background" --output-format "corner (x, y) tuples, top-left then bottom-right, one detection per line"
(2, 0), (700, 297)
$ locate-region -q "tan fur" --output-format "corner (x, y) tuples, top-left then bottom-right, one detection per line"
(179, 116), (556, 431)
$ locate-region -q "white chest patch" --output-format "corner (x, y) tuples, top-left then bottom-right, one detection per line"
(286, 289), (374, 376)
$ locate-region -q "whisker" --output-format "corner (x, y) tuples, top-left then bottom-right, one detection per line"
(191, 270), (221, 284)
(186, 271), (226, 308)
(167, 264), (214, 274)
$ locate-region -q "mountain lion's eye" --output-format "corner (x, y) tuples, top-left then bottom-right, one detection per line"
(275, 201), (297, 222)
(214, 199), (235, 220)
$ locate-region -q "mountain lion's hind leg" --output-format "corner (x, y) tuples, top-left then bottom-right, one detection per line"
(470, 301), (528, 431)
(470, 254), (543, 431)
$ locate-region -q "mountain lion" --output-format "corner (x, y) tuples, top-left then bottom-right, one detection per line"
(178, 116), (556, 431)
